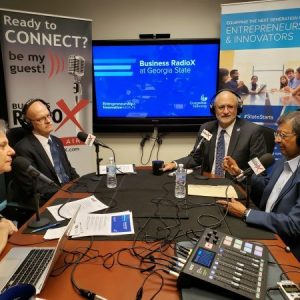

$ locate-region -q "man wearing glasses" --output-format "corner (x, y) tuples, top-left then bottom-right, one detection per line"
(10, 99), (79, 206)
(163, 90), (267, 177)
(218, 111), (300, 260)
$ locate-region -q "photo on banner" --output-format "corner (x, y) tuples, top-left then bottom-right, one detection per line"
(220, 0), (300, 159)
(0, 8), (94, 175)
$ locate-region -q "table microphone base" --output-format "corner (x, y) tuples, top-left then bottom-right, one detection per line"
(28, 217), (50, 228)
(90, 174), (102, 181)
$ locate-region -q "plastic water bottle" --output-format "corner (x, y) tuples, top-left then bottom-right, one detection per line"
(175, 164), (186, 198)
(106, 157), (117, 188)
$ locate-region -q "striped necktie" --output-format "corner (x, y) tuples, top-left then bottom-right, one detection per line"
(215, 129), (226, 177)
(48, 139), (69, 184)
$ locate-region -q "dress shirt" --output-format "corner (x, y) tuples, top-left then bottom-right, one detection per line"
(265, 155), (300, 212)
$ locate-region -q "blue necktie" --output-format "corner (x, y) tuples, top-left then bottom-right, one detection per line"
(215, 129), (226, 177)
(48, 139), (69, 184)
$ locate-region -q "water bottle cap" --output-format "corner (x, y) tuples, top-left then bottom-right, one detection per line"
(178, 164), (184, 168)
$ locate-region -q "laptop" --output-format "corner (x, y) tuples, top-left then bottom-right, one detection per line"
(0, 207), (80, 295)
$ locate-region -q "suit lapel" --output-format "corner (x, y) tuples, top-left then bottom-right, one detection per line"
(208, 123), (218, 171)
(29, 134), (58, 179)
(260, 161), (283, 209)
(273, 165), (300, 210)
(227, 120), (241, 156)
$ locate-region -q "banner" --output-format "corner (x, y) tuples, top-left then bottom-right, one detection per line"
(0, 8), (94, 175)
(220, 0), (300, 158)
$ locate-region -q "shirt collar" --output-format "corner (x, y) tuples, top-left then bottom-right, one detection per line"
(33, 132), (50, 147)
(285, 155), (300, 173)
(218, 119), (236, 136)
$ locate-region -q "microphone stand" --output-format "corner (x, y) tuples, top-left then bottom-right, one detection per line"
(91, 144), (103, 181)
(28, 177), (50, 228)
(193, 141), (208, 180)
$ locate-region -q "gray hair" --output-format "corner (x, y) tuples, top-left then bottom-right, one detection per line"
(0, 119), (7, 134)
(278, 111), (300, 137)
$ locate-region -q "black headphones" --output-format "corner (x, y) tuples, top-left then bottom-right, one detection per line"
(296, 134), (300, 147)
(19, 98), (51, 131)
(210, 89), (243, 115)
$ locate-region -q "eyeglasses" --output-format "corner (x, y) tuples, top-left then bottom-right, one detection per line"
(274, 131), (296, 140)
(216, 105), (236, 111)
(30, 113), (52, 124)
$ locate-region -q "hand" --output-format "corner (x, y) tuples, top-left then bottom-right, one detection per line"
(216, 198), (247, 218)
(162, 162), (176, 172)
(222, 156), (241, 176)
(0, 219), (18, 235)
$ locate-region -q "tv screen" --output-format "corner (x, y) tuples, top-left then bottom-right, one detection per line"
(92, 39), (220, 132)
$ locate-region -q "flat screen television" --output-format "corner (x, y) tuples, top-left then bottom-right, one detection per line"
(92, 39), (220, 132)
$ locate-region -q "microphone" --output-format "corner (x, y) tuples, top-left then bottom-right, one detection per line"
(68, 55), (85, 81)
(194, 129), (212, 151)
(234, 153), (274, 182)
(12, 156), (60, 188)
(77, 131), (110, 149)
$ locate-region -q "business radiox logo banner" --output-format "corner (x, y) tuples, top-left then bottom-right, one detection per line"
(0, 8), (94, 175)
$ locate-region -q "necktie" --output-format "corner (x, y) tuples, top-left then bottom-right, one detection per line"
(215, 129), (226, 177)
(48, 139), (69, 184)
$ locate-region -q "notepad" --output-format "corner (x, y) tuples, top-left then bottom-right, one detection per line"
(188, 184), (238, 198)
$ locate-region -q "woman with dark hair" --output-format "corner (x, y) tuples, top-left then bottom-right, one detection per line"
(218, 68), (229, 90)
(280, 75), (288, 89)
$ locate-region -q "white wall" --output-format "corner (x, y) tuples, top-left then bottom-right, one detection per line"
(0, 0), (250, 167)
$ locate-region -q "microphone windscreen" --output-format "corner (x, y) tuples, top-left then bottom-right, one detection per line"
(12, 156), (31, 171)
(77, 131), (88, 142)
(259, 153), (275, 168)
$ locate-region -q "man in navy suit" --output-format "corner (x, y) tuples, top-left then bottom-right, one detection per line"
(218, 111), (300, 261)
(163, 90), (267, 177)
(10, 99), (79, 206)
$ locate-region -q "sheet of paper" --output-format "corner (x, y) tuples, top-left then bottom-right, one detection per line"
(70, 211), (135, 237)
(47, 195), (109, 221)
(188, 184), (238, 199)
(100, 164), (135, 174)
(43, 226), (67, 240)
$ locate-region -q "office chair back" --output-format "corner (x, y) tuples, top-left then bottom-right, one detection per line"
(260, 125), (275, 154)
(3, 127), (34, 226)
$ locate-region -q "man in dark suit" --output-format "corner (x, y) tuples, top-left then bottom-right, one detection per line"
(218, 111), (300, 261)
(225, 69), (249, 95)
(10, 99), (79, 206)
(163, 90), (267, 177)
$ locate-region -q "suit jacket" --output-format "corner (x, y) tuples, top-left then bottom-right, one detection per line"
(10, 133), (79, 206)
(247, 159), (300, 261)
(176, 118), (267, 175)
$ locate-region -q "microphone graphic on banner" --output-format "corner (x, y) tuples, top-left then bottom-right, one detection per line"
(234, 153), (274, 182)
(68, 55), (92, 133)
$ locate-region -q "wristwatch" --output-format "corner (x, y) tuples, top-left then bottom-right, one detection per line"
(242, 209), (250, 222)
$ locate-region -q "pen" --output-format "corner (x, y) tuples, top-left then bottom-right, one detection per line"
(31, 222), (60, 233)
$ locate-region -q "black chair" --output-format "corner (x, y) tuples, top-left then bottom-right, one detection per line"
(3, 127), (35, 227)
(260, 125), (275, 154)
